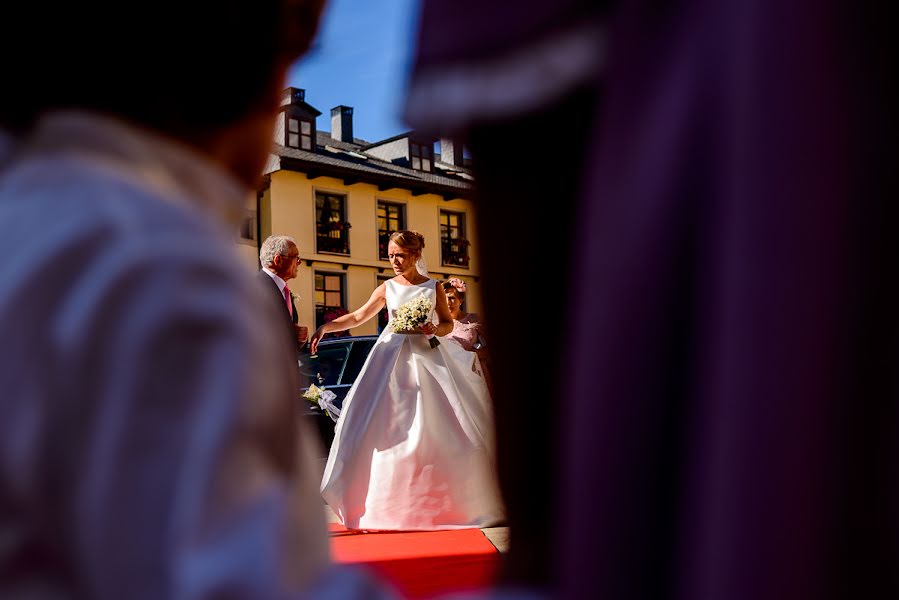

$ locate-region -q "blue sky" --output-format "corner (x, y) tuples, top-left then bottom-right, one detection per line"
(288, 0), (422, 144)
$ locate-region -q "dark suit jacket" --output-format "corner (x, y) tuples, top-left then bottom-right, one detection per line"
(257, 269), (300, 354)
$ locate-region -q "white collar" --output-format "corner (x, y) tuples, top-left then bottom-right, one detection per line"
(262, 267), (288, 292)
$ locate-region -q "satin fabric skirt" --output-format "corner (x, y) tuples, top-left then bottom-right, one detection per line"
(320, 331), (505, 530)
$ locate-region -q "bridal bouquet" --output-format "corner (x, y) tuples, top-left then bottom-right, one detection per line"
(392, 293), (440, 349)
(303, 383), (340, 422)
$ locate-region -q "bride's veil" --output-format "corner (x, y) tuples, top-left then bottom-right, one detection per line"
(416, 255), (430, 278)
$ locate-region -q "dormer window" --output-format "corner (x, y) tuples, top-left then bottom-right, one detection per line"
(287, 117), (314, 150)
(410, 142), (432, 172)
(279, 88), (321, 152)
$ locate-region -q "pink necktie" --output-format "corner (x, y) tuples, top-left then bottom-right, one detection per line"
(284, 286), (293, 317)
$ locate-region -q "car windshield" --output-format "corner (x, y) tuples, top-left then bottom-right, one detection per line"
(302, 345), (350, 386)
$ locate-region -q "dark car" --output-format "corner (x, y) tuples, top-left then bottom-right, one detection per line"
(298, 335), (378, 451)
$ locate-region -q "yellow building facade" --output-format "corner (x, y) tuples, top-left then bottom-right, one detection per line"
(235, 88), (479, 337)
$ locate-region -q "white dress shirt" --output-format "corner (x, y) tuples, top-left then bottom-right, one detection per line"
(262, 266), (289, 295)
(0, 112), (390, 599)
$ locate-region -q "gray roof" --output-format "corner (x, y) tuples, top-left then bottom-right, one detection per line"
(315, 131), (371, 150)
(268, 131), (474, 199)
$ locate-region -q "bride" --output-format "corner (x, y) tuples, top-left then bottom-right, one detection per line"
(310, 230), (505, 530)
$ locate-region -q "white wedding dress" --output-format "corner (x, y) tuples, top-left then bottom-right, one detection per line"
(320, 278), (505, 530)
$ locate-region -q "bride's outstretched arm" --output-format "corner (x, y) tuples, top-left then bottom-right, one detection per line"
(310, 284), (387, 353)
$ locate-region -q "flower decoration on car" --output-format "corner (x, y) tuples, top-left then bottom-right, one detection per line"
(303, 383), (341, 422)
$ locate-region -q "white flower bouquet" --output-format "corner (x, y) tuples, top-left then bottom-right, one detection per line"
(391, 293), (440, 349)
(303, 383), (340, 422)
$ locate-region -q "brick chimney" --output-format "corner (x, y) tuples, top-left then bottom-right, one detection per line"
(331, 105), (354, 143)
(439, 137), (465, 167)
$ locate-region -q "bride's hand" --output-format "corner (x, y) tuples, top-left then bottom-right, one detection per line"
(418, 322), (437, 336)
(310, 327), (327, 354)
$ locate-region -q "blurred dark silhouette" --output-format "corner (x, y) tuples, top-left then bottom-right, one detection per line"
(0, 2), (401, 598)
(407, 0), (611, 590)
(408, 0), (898, 598)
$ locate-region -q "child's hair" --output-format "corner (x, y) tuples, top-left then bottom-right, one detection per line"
(442, 277), (467, 296)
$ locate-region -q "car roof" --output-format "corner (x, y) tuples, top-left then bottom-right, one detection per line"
(316, 335), (379, 346)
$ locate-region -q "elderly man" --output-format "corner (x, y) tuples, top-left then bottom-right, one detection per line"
(259, 234), (308, 354)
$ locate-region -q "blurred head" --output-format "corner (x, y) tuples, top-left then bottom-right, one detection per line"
(388, 230), (425, 277)
(260, 235), (300, 281)
(7, 0), (326, 187)
(442, 278), (467, 319)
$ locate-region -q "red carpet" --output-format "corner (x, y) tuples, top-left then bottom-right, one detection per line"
(329, 523), (501, 599)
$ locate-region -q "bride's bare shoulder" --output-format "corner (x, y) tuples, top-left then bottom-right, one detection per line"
(370, 280), (389, 298)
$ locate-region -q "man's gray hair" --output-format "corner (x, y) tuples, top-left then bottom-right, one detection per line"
(259, 235), (297, 268)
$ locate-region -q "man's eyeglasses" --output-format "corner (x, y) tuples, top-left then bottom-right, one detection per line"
(282, 254), (300, 262)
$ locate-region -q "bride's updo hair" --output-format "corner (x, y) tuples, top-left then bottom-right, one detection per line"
(389, 230), (425, 255)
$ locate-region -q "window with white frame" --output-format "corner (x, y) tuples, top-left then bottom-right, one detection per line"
(409, 142), (432, 172)
(314, 271), (347, 330)
(440, 210), (469, 267)
(377, 201), (405, 260)
(287, 116), (314, 150)
(316, 192), (350, 254)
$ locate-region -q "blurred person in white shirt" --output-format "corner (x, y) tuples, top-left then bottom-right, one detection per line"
(0, 1), (395, 599)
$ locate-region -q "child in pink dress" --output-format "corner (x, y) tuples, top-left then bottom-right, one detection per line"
(443, 278), (493, 394)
